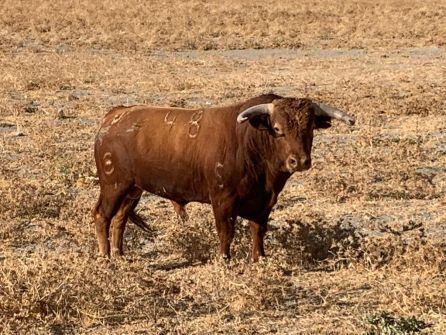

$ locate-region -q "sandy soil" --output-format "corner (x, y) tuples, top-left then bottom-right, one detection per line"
(0, 1), (445, 334)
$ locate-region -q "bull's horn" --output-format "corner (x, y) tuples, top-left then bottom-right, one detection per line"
(313, 102), (355, 126)
(237, 103), (274, 124)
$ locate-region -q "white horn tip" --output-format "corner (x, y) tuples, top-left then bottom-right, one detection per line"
(345, 116), (355, 126)
(237, 115), (248, 123)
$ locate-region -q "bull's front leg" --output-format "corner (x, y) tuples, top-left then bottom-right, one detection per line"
(211, 196), (236, 260)
(171, 201), (189, 222)
(249, 219), (268, 262)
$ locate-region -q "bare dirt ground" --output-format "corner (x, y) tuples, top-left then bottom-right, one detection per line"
(0, 1), (445, 334)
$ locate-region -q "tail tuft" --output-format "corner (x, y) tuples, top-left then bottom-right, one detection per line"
(128, 210), (151, 232)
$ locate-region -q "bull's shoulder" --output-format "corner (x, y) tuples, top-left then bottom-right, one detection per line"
(254, 93), (283, 101)
(239, 93), (283, 110)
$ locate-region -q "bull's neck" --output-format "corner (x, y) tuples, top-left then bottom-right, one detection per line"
(239, 125), (290, 192)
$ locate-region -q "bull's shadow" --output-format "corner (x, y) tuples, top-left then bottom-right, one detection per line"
(269, 217), (365, 269)
(126, 201), (366, 270)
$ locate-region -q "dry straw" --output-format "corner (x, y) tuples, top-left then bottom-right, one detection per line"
(0, 0), (445, 333)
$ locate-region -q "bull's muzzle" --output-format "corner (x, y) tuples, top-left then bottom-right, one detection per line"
(287, 155), (311, 172)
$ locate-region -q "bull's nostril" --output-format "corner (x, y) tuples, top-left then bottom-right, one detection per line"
(288, 157), (298, 167)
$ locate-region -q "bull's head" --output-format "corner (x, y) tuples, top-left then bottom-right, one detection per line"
(237, 98), (355, 173)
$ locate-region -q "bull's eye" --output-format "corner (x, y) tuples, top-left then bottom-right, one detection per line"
(272, 123), (284, 137)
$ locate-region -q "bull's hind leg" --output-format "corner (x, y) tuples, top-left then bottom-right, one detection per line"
(110, 187), (142, 256)
(93, 196), (110, 257)
(93, 185), (131, 257)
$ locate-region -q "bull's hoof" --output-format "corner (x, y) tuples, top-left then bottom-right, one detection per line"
(111, 248), (124, 257)
(251, 254), (266, 263)
(221, 254), (231, 262)
(96, 252), (110, 261)
(177, 212), (189, 223)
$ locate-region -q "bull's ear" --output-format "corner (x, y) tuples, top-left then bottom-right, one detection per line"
(314, 115), (332, 129)
(237, 103), (274, 130)
(248, 114), (271, 130)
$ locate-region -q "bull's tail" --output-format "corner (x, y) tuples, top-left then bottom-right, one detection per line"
(128, 210), (151, 232)
(92, 195), (102, 218)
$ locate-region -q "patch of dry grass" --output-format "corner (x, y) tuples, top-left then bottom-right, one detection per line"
(0, 0), (445, 52)
(1, 0), (446, 334)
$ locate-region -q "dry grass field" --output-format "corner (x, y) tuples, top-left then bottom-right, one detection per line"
(0, 0), (445, 334)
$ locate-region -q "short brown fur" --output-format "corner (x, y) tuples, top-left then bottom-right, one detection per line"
(93, 94), (345, 261)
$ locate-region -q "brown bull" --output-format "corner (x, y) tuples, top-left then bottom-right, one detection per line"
(93, 94), (355, 261)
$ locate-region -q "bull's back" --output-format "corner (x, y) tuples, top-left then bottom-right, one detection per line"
(96, 105), (235, 203)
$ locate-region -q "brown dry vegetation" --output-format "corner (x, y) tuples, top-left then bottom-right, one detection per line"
(0, 0), (445, 334)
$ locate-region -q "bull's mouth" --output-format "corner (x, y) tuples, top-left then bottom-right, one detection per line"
(300, 160), (312, 171)
(300, 164), (312, 172)
(287, 165), (311, 174)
